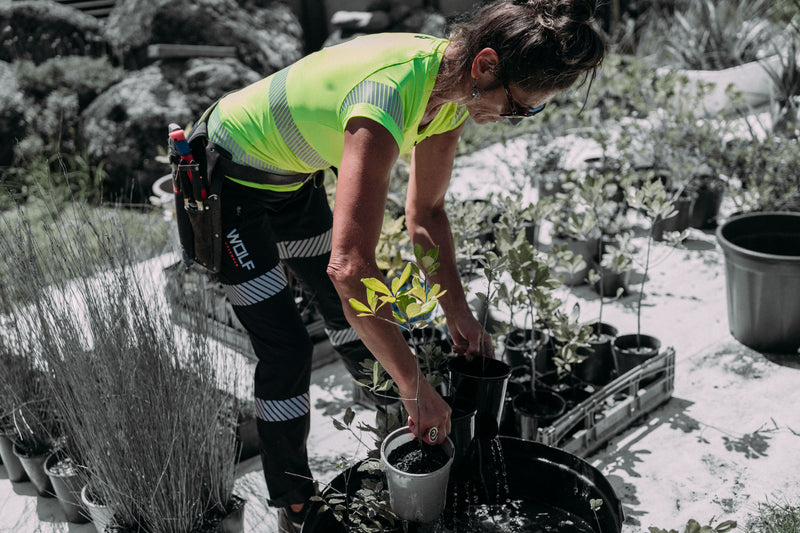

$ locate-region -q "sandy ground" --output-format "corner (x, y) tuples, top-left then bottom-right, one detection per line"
(2, 136), (800, 532)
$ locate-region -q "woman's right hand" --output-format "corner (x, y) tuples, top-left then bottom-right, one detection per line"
(401, 377), (451, 446)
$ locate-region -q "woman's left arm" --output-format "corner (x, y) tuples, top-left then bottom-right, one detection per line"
(406, 125), (494, 358)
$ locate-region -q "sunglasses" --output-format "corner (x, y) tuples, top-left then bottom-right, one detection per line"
(500, 81), (546, 125)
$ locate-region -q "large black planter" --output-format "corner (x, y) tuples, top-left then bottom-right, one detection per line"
(716, 212), (800, 353)
(301, 437), (623, 533)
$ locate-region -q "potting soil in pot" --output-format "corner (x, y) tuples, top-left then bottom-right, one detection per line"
(388, 440), (450, 474)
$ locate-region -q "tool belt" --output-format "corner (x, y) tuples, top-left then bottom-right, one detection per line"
(170, 104), (321, 273)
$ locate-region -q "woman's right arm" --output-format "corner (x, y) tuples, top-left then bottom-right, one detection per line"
(327, 117), (452, 443)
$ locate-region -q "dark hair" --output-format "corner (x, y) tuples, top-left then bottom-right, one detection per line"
(446, 0), (606, 93)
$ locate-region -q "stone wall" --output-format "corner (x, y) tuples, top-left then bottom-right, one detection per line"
(0, 0), (468, 202)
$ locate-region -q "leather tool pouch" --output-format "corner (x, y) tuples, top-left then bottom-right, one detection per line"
(173, 118), (223, 273)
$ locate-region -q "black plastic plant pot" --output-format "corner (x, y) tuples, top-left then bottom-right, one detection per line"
(551, 235), (600, 286)
(536, 372), (593, 410)
(653, 191), (697, 241)
(574, 322), (619, 385)
(498, 378), (528, 438)
(592, 264), (631, 298)
(301, 438), (623, 533)
(689, 177), (725, 229)
(502, 328), (548, 368)
(12, 443), (53, 497)
(0, 433), (27, 482)
(716, 212), (800, 354)
(612, 333), (661, 376)
(447, 356), (511, 438)
(441, 395), (476, 471)
(512, 389), (567, 440)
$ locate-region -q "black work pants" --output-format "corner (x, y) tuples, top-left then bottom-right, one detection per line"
(215, 177), (378, 507)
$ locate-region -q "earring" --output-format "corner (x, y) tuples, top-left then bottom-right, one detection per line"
(471, 78), (480, 99)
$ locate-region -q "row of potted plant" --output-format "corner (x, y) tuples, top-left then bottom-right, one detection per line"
(0, 199), (246, 532)
(317, 161), (689, 527)
(301, 241), (626, 531)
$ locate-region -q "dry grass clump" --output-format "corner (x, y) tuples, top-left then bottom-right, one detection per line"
(0, 191), (243, 531)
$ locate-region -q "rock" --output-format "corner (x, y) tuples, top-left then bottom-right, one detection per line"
(0, 61), (29, 166)
(170, 58), (262, 117)
(322, 28), (369, 48)
(0, 0), (110, 64)
(394, 9), (447, 37)
(78, 64), (194, 203)
(14, 55), (125, 111)
(77, 56), (260, 203)
(330, 10), (391, 32)
(103, 0), (303, 73)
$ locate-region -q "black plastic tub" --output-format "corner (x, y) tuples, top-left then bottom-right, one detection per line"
(300, 437), (623, 533)
(717, 212), (800, 353)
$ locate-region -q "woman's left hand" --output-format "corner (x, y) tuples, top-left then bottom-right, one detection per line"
(450, 313), (494, 358)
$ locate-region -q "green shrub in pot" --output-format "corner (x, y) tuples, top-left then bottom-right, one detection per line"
(613, 179), (678, 373)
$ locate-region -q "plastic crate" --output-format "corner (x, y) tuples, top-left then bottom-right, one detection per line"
(534, 347), (676, 457)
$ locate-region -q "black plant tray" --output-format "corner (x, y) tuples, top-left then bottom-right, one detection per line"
(533, 347), (676, 457)
(163, 261), (336, 368)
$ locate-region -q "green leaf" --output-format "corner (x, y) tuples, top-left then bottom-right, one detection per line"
(427, 283), (442, 299)
(569, 302), (581, 323)
(409, 284), (427, 302)
(367, 288), (378, 311)
(405, 302), (422, 318)
(419, 300), (437, 315)
(362, 277), (391, 296)
(397, 262), (412, 290)
(349, 298), (371, 313)
(343, 407), (355, 427)
(391, 276), (403, 295)
(413, 243), (424, 261)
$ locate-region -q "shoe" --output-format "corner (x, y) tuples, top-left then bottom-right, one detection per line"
(277, 505), (307, 533)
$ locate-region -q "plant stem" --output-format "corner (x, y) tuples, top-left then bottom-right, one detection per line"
(637, 224), (655, 348)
